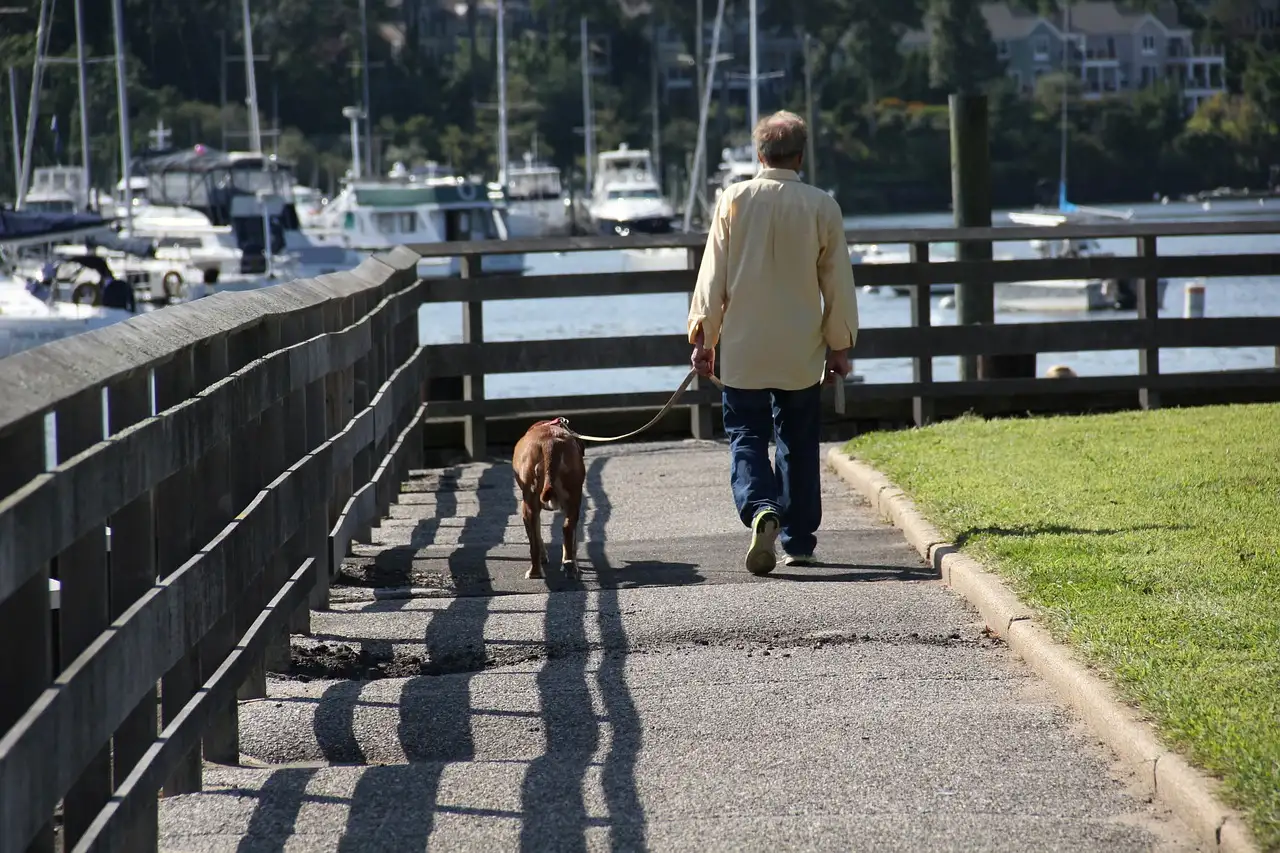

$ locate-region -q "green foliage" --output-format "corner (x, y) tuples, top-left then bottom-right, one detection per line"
(0, 0), (1276, 210)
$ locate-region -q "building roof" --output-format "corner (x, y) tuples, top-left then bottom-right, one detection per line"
(902, 1), (1192, 46)
(982, 3), (1061, 39)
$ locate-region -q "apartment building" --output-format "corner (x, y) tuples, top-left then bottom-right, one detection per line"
(654, 11), (799, 103)
(901, 1), (1227, 114)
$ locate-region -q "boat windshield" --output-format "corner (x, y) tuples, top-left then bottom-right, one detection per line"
(441, 206), (503, 241)
(606, 188), (661, 200)
(507, 171), (562, 200)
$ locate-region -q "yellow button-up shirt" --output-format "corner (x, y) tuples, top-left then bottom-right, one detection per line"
(687, 168), (859, 391)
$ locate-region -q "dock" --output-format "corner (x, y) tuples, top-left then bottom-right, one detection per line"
(2, 221), (1276, 851)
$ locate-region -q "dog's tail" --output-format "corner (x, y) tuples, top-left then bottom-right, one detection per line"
(538, 437), (580, 509)
(538, 460), (556, 508)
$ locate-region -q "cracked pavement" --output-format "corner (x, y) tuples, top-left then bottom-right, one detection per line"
(157, 440), (1199, 852)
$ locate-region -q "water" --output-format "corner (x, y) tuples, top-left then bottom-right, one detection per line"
(418, 200), (1280, 400)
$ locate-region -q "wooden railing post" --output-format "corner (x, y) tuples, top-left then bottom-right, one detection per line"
(461, 253), (487, 459)
(256, 314), (292, 675)
(910, 241), (935, 427)
(687, 245), (714, 439)
(106, 368), (160, 852)
(1137, 235), (1161, 410)
(54, 387), (111, 849)
(302, 302), (333, 612)
(191, 335), (240, 766)
(323, 299), (347, 592)
(153, 350), (203, 797)
(279, 310), (313, 638)
(231, 321), (269, 702)
(0, 415), (54, 853)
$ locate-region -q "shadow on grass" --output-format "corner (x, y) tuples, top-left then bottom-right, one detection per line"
(952, 523), (1190, 549)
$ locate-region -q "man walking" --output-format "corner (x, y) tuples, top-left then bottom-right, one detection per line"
(688, 110), (859, 575)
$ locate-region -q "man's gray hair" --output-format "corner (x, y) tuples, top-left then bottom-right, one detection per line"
(753, 110), (807, 167)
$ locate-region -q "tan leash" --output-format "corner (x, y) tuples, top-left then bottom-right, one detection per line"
(563, 369), (724, 444)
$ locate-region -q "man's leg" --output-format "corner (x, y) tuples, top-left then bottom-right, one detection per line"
(771, 383), (823, 562)
(722, 385), (782, 574)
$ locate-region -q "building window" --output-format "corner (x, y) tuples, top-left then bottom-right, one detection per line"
(997, 39), (1010, 59)
(1142, 34), (1156, 54)
(1033, 36), (1049, 60)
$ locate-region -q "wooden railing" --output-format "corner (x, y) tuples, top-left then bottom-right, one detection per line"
(0, 248), (427, 853)
(409, 219), (1280, 455)
(1, 218), (1278, 850)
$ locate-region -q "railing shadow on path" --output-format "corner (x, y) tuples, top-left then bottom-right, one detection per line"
(332, 462), (514, 850)
(230, 466), (470, 853)
(519, 456), (701, 851)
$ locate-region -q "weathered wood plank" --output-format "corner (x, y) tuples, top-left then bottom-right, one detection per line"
(852, 252), (1280, 288)
(153, 352), (202, 798)
(53, 389), (112, 849)
(0, 414), (53, 853)
(407, 218), (1280, 259)
(418, 269), (695, 303)
(0, 277), (426, 604)
(0, 255), (415, 436)
(424, 317), (1280, 378)
(835, 369), (1280, 402)
(0, 337), (426, 853)
(70, 558), (317, 853)
(330, 402), (427, 578)
(104, 370), (159, 853)
(425, 388), (723, 420)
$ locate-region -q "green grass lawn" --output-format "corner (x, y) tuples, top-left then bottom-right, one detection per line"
(845, 404), (1280, 850)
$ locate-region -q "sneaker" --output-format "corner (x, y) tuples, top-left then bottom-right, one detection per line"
(745, 509), (781, 575)
(783, 553), (817, 567)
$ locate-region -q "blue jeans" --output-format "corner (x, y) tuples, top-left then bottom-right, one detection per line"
(721, 383), (823, 557)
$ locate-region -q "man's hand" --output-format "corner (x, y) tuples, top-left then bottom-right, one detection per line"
(825, 349), (851, 384)
(691, 329), (716, 378)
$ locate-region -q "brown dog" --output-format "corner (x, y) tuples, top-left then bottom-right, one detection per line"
(512, 417), (586, 580)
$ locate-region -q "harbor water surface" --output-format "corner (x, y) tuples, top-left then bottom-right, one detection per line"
(418, 200), (1280, 400)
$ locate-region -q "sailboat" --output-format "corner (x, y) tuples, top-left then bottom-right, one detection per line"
(996, 6), (1168, 312)
(1009, 5), (1133, 228)
(492, 1), (572, 238)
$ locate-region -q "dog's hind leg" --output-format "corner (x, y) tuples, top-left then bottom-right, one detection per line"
(561, 491), (582, 577)
(522, 499), (543, 579)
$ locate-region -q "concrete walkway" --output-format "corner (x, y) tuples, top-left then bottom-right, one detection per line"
(158, 441), (1198, 852)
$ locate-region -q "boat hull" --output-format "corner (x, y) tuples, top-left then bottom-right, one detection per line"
(593, 216), (673, 237)
(996, 278), (1170, 313)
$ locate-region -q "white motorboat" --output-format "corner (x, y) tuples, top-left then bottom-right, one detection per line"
(1000, 210), (1168, 312)
(0, 211), (140, 359)
(504, 153), (572, 238)
(305, 161), (526, 278)
(137, 145), (360, 280)
(588, 145), (675, 237)
(23, 166), (91, 214)
(712, 145), (759, 202)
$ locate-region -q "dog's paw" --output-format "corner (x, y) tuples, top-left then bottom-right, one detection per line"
(524, 567), (543, 580)
(562, 560), (579, 578)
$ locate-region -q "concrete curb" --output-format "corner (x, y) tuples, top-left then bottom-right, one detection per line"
(825, 446), (1261, 853)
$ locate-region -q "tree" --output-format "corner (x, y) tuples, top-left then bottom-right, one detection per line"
(925, 0), (1003, 93)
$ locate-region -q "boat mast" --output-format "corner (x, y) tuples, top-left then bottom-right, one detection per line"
(73, 0), (90, 205)
(1059, 3), (1070, 208)
(15, 0), (53, 209)
(650, 20), (661, 192)
(241, 0), (262, 153)
(580, 16), (595, 192)
(8, 68), (20, 194)
(681, 0), (726, 232)
(111, 0), (133, 235)
(359, 0), (372, 175)
(497, 0), (509, 185)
